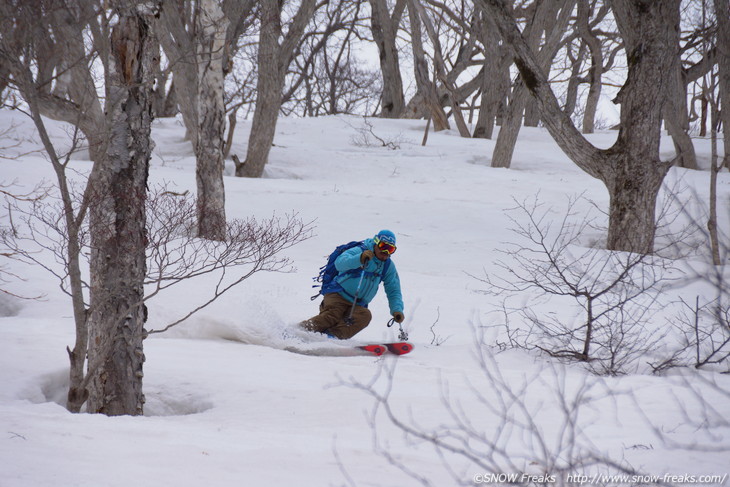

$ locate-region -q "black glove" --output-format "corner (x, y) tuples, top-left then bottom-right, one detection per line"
(360, 250), (374, 266)
(392, 311), (405, 323)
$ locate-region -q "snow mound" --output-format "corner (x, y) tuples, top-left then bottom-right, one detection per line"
(19, 369), (214, 416)
(144, 390), (214, 417)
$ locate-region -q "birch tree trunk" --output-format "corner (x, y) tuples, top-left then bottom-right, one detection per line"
(404, 0), (449, 131)
(709, 107), (721, 265)
(523, 97), (541, 127)
(491, 88), (529, 168)
(369, 0), (406, 118)
(563, 41), (587, 119)
(491, 0), (575, 168)
(157, 1), (199, 147)
(238, 0), (317, 178)
(663, 63), (698, 169)
(4, 55), (92, 412)
(491, 0), (551, 152)
(576, 0), (603, 134)
(0, 0), (148, 413)
(5, 1), (108, 161)
(715, 0), (730, 169)
(156, 0), (253, 231)
(86, 1), (156, 416)
(478, 0), (679, 254)
(410, 0), (471, 137)
(195, 0), (228, 240)
(473, 11), (510, 139)
(237, 0), (284, 178)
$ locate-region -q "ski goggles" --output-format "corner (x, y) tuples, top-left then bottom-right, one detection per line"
(374, 237), (396, 255)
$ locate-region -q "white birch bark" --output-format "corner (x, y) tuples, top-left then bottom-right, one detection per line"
(715, 0), (730, 169)
(238, 0), (317, 178)
(86, 0), (157, 416)
(156, 0), (253, 231)
(195, 0), (228, 240)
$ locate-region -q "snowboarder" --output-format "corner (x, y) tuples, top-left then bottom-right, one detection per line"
(301, 230), (405, 339)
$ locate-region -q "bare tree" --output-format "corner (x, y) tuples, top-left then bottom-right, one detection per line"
(142, 201), (312, 335)
(652, 160), (730, 373)
(194, 0), (229, 240)
(405, 0), (494, 137)
(3, 182), (312, 413)
(706, 86), (723, 266)
(0, 182), (46, 305)
(478, 0), (681, 254)
(404, 0), (450, 131)
(2, 0), (159, 416)
(552, 3), (622, 132)
(292, 61), (380, 117)
(341, 346), (660, 486)
(0, 61), (21, 109)
(560, 38), (589, 123)
(0, 0), (102, 412)
(478, 196), (676, 375)
(342, 343), (730, 485)
(409, 0), (472, 137)
(715, 0), (730, 169)
(281, 0), (380, 117)
(0, 0), (108, 161)
(659, 295), (730, 372)
(488, 0), (577, 168)
(368, 0), (406, 118)
(664, 65), (698, 170)
(655, 0), (717, 170)
(236, 0), (319, 178)
(156, 0), (256, 238)
(575, 0), (609, 134)
(472, 8), (511, 139)
(156, 0), (255, 146)
(1, 0), (312, 415)
(682, 0), (721, 139)
(82, 0), (160, 416)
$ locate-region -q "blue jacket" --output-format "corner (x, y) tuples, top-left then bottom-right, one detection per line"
(332, 238), (403, 314)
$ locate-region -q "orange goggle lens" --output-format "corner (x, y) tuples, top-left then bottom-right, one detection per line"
(376, 240), (396, 255)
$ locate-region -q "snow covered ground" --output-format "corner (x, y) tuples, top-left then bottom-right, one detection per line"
(1, 109), (729, 486)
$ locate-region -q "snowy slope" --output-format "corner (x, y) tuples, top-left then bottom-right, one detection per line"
(1, 110), (729, 486)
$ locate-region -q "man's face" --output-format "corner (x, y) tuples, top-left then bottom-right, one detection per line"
(374, 245), (391, 261)
(374, 235), (396, 261)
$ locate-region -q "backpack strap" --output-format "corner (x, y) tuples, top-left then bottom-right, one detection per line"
(311, 241), (367, 300)
(311, 241), (391, 300)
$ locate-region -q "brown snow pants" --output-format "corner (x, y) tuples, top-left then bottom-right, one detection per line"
(300, 293), (372, 340)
